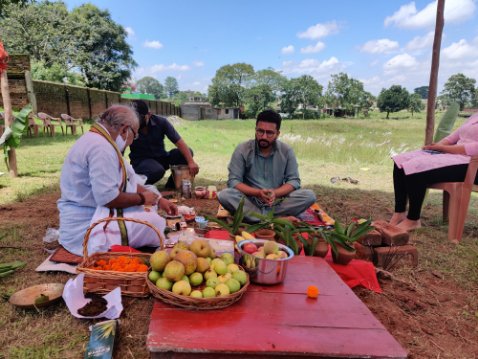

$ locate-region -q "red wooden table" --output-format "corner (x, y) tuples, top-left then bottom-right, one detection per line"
(147, 256), (407, 358)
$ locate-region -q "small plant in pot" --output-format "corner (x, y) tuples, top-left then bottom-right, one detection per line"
(247, 212), (324, 256)
(245, 211), (287, 241)
(322, 219), (374, 265)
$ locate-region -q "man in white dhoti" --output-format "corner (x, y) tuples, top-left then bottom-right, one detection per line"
(58, 105), (177, 256)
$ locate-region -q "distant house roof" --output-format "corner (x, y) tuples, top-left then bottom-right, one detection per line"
(121, 93), (156, 100)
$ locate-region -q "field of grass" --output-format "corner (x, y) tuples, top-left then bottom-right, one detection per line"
(0, 109), (458, 205)
(1, 110), (478, 358)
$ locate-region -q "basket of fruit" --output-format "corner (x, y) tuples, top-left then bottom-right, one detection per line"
(77, 217), (164, 298)
(237, 239), (294, 285)
(146, 238), (250, 310)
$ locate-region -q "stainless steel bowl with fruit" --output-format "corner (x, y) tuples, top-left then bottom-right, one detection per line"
(237, 239), (294, 285)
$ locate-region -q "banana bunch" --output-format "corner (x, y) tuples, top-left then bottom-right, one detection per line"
(235, 231), (255, 244)
(0, 260), (26, 278)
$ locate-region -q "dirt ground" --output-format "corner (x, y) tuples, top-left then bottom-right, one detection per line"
(0, 188), (477, 359)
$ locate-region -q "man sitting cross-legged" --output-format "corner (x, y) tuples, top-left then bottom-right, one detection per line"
(218, 109), (316, 223)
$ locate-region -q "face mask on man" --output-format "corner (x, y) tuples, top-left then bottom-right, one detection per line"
(115, 130), (128, 152)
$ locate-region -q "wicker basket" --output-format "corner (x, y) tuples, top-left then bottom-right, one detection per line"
(77, 217), (164, 298)
(147, 270), (250, 310)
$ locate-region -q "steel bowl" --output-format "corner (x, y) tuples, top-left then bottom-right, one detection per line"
(237, 239), (294, 285)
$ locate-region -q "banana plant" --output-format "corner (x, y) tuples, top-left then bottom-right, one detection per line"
(0, 104), (32, 170)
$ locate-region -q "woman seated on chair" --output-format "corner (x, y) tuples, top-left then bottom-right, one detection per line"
(57, 105), (178, 256)
(390, 112), (478, 231)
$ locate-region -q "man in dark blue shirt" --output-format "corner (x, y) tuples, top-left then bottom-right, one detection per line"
(129, 100), (199, 187)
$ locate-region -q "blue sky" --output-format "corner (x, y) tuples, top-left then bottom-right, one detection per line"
(63, 0), (478, 96)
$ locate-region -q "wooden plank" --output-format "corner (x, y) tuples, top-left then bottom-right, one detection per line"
(148, 256), (407, 359)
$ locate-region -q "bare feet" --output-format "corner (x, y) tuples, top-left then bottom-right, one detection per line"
(389, 212), (407, 226)
(396, 218), (421, 232)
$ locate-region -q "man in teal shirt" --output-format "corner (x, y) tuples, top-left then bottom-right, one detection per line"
(218, 110), (316, 223)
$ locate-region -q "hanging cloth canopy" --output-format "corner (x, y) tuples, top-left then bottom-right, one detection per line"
(0, 42), (9, 74)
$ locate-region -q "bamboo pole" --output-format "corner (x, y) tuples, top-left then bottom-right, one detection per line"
(425, 0), (445, 145)
(0, 70), (18, 176)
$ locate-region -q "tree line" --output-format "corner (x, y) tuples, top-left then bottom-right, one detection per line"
(2, 1), (477, 119)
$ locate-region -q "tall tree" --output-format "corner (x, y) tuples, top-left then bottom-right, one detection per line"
(70, 4), (135, 91)
(31, 60), (84, 85)
(377, 85), (410, 119)
(164, 76), (179, 98)
(208, 63), (254, 108)
(325, 72), (372, 116)
(280, 75), (322, 119)
(408, 93), (425, 117)
(0, 2), (75, 67)
(440, 73), (476, 111)
(414, 86), (429, 99)
(253, 68), (286, 94)
(0, 2), (136, 91)
(245, 84), (275, 118)
(136, 76), (164, 99)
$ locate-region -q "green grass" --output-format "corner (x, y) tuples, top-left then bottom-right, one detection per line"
(0, 109), (464, 204)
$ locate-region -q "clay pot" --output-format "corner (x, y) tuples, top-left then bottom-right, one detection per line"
(331, 244), (356, 265)
(313, 238), (329, 258)
(253, 229), (276, 241)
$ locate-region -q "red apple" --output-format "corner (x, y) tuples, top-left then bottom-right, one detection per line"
(243, 243), (258, 254)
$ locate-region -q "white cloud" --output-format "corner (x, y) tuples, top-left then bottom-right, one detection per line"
(385, 0), (476, 29)
(149, 63), (191, 73)
(193, 61), (204, 67)
(360, 39), (399, 54)
(406, 31), (434, 50)
(384, 53), (418, 71)
(281, 45), (295, 54)
(442, 39), (475, 60)
(125, 26), (135, 37)
(281, 57), (344, 79)
(300, 41), (325, 54)
(144, 40), (164, 49)
(298, 21), (339, 40)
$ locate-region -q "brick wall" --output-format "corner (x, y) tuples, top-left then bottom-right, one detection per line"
(0, 55), (30, 109)
(1, 55), (181, 119)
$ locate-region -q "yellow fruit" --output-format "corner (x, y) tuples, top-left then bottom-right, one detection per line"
(235, 235), (245, 244)
(241, 231), (255, 240)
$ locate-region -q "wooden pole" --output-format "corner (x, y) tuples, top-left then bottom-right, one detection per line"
(0, 70), (18, 177)
(425, 0), (445, 145)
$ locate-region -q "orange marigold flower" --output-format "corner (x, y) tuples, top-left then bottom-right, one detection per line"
(307, 285), (320, 299)
(136, 264), (148, 272)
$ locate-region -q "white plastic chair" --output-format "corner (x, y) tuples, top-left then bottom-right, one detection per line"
(60, 114), (84, 135)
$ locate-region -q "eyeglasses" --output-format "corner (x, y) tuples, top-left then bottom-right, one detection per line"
(128, 126), (139, 140)
(255, 128), (277, 138)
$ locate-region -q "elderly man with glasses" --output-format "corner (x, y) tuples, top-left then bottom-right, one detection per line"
(57, 105), (177, 256)
(218, 109), (316, 223)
